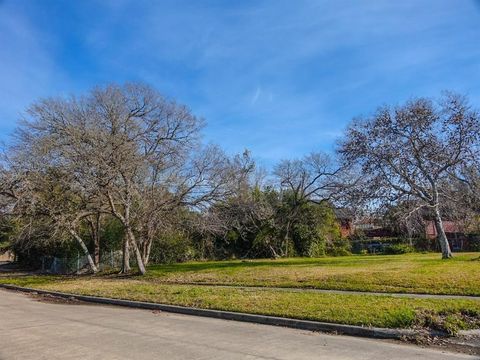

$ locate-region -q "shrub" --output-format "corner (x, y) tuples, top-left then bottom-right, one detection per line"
(384, 244), (415, 255)
(326, 238), (351, 256)
(306, 239), (326, 257)
(149, 232), (195, 264)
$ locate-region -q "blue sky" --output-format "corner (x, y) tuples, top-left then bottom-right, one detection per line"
(1, 0), (479, 166)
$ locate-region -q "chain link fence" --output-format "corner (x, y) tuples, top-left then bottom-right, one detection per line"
(40, 251), (124, 274)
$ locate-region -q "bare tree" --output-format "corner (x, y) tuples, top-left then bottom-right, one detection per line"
(14, 83), (204, 274)
(11, 83), (251, 274)
(338, 93), (480, 258)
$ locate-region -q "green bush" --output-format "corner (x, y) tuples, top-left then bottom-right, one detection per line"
(149, 232), (195, 264)
(351, 236), (433, 255)
(384, 244), (415, 255)
(292, 203), (342, 258)
(326, 238), (351, 256)
(306, 239), (326, 257)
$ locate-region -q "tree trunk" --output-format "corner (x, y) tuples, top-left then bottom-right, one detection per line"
(433, 207), (452, 259)
(142, 237), (153, 266)
(269, 245), (280, 259)
(88, 213), (101, 266)
(94, 236), (100, 266)
(127, 228), (146, 275)
(141, 224), (155, 266)
(284, 233), (289, 257)
(121, 234), (131, 273)
(68, 228), (98, 273)
(283, 221), (291, 258)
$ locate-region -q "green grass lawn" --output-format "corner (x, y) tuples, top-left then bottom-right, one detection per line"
(1, 252), (479, 333)
(145, 252), (480, 296)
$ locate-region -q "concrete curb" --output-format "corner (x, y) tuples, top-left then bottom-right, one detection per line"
(0, 283), (427, 340)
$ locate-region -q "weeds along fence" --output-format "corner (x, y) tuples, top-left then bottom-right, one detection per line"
(40, 251), (124, 274)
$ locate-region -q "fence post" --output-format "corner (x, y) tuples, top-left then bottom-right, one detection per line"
(77, 251), (80, 273)
(111, 250), (114, 267)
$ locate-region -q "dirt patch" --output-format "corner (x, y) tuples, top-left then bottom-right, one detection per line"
(27, 292), (87, 305)
(413, 310), (480, 336)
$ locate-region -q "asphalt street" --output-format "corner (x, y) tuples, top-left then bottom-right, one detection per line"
(0, 289), (474, 359)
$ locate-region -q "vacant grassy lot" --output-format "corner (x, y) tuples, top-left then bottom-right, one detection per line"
(145, 252), (480, 296)
(2, 276), (480, 333)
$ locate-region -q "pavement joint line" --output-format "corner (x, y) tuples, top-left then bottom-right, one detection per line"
(0, 283), (441, 340)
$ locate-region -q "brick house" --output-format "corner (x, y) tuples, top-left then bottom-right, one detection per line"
(335, 208), (471, 251)
(424, 220), (468, 251)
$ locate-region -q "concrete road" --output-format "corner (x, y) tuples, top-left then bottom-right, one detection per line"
(0, 289), (474, 360)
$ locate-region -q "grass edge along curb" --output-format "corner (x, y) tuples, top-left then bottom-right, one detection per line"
(0, 283), (435, 340)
